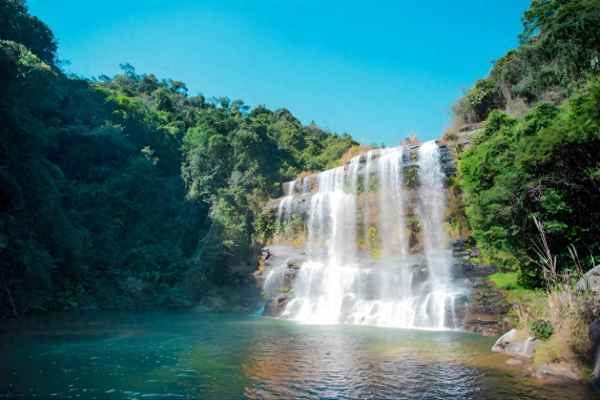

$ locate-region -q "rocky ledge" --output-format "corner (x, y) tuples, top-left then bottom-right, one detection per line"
(266, 142), (456, 213)
(451, 239), (510, 336)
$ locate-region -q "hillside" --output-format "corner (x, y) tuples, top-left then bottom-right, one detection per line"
(0, 1), (357, 317)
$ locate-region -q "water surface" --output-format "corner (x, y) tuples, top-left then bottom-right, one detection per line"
(0, 312), (595, 399)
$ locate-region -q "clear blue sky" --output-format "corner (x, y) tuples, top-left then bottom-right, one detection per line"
(28, 0), (529, 145)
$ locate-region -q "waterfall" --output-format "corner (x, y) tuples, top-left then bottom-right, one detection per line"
(277, 180), (295, 230)
(271, 141), (463, 330)
(416, 141), (459, 328)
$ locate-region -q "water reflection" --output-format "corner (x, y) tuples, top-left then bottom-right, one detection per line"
(0, 313), (595, 400)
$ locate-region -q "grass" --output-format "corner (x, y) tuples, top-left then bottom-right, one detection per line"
(489, 272), (520, 290)
(488, 271), (547, 328)
(488, 271), (545, 304)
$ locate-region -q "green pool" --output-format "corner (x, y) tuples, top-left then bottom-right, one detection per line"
(0, 312), (595, 399)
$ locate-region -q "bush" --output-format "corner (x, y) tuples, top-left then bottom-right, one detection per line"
(459, 78), (600, 287)
(453, 0), (600, 126)
(453, 78), (505, 124)
(530, 319), (554, 341)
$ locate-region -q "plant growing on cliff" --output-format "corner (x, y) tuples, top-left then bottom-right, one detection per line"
(453, 0), (600, 126)
(367, 227), (381, 260)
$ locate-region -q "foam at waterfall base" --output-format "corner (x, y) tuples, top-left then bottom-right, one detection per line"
(280, 258), (465, 331)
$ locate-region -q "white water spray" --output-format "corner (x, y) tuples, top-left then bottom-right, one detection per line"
(272, 142), (463, 329)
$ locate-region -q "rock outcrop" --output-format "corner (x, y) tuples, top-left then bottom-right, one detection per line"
(451, 239), (509, 336)
(265, 142), (455, 217)
(260, 245), (305, 317)
(576, 265), (600, 294)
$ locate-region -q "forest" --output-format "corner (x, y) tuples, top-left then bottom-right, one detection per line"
(2, 0), (600, 315)
(0, 0), (356, 317)
(450, 0), (600, 288)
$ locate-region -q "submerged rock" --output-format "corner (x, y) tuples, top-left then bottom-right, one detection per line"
(491, 329), (538, 358)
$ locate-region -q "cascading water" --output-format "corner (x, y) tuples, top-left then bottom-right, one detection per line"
(270, 141), (463, 330)
(415, 141), (460, 328)
(277, 180), (295, 225)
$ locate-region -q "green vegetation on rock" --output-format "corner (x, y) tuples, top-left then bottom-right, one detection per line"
(453, 0), (600, 125)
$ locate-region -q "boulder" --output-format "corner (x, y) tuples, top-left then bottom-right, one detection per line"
(491, 329), (538, 358)
(576, 265), (600, 294)
(263, 294), (290, 317)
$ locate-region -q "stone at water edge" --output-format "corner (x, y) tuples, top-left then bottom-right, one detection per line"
(576, 265), (600, 294)
(491, 329), (538, 358)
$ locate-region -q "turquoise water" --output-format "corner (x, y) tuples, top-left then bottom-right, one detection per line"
(0, 312), (595, 399)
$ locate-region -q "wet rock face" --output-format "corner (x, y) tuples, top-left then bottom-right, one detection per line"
(461, 278), (510, 336)
(264, 294), (290, 317)
(449, 239), (508, 336)
(267, 141), (457, 219)
(437, 144), (456, 178)
(457, 263), (497, 279)
(261, 245), (306, 318)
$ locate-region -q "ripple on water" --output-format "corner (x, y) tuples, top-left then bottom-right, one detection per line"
(0, 313), (596, 400)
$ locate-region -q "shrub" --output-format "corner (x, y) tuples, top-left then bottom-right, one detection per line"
(459, 78), (600, 287)
(453, 78), (505, 124)
(530, 319), (554, 341)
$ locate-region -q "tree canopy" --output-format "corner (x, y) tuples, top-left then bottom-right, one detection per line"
(0, 1), (356, 317)
(456, 0), (600, 287)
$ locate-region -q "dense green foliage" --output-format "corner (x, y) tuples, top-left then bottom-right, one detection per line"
(458, 0), (600, 287)
(460, 79), (600, 286)
(530, 319), (554, 341)
(453, 0), (600, 124)
(0, 1), (356, 317)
